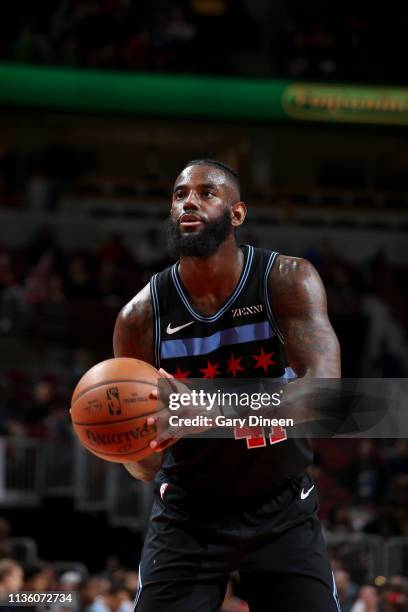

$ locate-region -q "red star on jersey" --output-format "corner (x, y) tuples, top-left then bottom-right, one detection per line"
(226, 353), (245, 377)
(252, 347), (275, 373)
(173, 366), (191, 380)
(200, 360), (221, 379)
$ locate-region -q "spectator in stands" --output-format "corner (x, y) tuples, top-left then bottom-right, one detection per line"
(23, 380), (57, 438)
(380, 576), (408, 612)
(103, 585), (133, 612)
(334, 569), (359, 612)
(27, 227), (61, 266)
(0, 376), (27, 438)
(328, 505), (354, 534)
(41, 273), (69, 342)
(350, 585), (379, 612)
(121, 570), (138, 598)
(79, 577), (103, 611)
(98, 233), (134, 268)
(59, 570), (82, 591)
(0, 559), (24, 593)
(23, 561), (53, 592)
(63, 256), (96, 300)
(97, 261), (127, 306)
(0, 251), (24, 334)
(78, 576), (111, 612)
(384, 441), (408, 478)
(349, 440), (385, 504)
(66, 349), (94, 391)
(84, 583), (132, 612)
(364, 479), (407, 537)
(24, 253), (55, 309)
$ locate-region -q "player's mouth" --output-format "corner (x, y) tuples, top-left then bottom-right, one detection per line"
(179, 213), (204, 229)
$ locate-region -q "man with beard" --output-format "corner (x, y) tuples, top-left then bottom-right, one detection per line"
(113, 159), (341, 611)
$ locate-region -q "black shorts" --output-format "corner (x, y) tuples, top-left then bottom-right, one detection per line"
(134, 472), (341, 612)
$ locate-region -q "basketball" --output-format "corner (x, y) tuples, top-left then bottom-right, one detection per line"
(70, 358), (159, 463)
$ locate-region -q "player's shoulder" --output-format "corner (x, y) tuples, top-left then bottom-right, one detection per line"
(116, 283), (152, 330)
(271, 254), (317, 283)
(268, 254), (326, 310)
(113, 283), (155, 361)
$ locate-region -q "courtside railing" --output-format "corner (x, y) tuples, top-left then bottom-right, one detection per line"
(383, 537), (408, 577)
(0, 437), (45, 506)
(325, 532), (384, 582)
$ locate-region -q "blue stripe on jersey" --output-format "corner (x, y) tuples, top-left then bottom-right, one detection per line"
(160, 320), (275, 359)
(171, 245), (254, 322)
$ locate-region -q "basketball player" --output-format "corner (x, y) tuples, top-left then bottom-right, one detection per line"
(113, 160), (342, 611)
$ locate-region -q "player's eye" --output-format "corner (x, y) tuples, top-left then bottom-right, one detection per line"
(174, 191), (185, 200)
(202, 191), (213, 198)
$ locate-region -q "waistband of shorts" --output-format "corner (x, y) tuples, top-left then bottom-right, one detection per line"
(155, 471), (308, 513)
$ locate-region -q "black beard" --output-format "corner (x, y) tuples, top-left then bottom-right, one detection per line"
(166, 210), (233, 258)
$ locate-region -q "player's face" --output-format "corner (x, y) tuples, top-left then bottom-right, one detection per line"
(171, 165), (236, 231)
(167, 165), (237, 257)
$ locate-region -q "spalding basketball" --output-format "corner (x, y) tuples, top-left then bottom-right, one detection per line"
(70, 358), (159, 463)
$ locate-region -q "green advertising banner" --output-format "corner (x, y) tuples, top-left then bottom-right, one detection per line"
(1, 63), (408, 125)
(0, 62), (288, 120)
(282, 82), (408, 125)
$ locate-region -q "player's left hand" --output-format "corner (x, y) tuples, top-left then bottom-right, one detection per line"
(147, 368), (217, 452)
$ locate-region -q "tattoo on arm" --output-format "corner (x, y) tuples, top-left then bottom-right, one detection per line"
(270, 256), (341, 378)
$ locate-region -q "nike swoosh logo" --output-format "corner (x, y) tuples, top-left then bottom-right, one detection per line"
(300, 485), (315, 500)
(166, 321), (194, 335)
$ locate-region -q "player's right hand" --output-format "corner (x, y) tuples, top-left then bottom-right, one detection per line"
(147, 368), (216, 451)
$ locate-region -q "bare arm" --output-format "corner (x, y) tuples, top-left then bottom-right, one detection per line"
(269, 256), (341, 422)
(270, 255), (340, 377)
(113, 284), (163, 481)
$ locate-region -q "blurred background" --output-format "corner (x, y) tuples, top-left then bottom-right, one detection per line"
(0, 1), (407, 610)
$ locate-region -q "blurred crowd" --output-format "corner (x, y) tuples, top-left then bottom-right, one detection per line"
(0, 0), (252, 76)
(0, 0), (406, 84)
(0, 228), (168, 441)
(0, 512), (408, 611)
(0, 514), (251, 612)
(0, 556), (139, 612)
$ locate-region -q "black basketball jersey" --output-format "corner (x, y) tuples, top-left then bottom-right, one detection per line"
(150, 245), (313, 503)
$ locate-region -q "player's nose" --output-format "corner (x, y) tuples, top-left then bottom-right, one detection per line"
(183, 190), (200, 209)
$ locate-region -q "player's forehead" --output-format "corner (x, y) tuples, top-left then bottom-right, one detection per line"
(174, 164), (229, 190)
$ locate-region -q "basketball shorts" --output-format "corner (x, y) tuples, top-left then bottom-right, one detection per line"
(134, 472), (341, 611)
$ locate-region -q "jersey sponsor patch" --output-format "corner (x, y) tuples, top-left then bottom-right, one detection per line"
(231, 304), (263, 318)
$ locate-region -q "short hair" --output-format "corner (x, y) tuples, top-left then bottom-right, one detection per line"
(0, 559), (20, 581)
(184, 159), (241, 199)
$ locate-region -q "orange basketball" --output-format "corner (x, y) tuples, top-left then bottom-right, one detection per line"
(70, 358), (159, 463)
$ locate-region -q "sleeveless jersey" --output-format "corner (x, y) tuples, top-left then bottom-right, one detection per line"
(150, 245), (313, 503)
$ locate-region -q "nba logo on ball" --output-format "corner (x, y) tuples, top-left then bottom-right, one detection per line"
(107, 387), (122, 415)
(71, 357), (160, 463)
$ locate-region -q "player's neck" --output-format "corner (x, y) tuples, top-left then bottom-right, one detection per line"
(178, 238), (243, 299)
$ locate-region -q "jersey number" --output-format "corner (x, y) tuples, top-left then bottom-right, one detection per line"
(233, 425), (287, 449)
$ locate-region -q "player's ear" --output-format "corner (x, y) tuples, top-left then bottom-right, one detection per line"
(231, 201), (247, 228)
